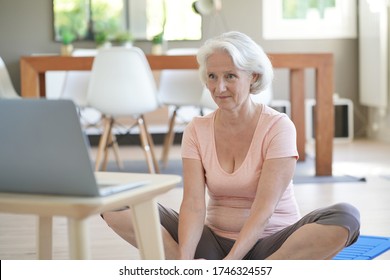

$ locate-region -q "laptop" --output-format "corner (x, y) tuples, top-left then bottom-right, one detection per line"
(0, 99), (148, 197)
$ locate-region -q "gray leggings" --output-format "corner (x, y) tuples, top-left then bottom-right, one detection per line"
(159, 202), (360, 260)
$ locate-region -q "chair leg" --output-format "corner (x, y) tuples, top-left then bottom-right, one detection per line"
(95, 117), (113, 171)
(111, 133), (124, 170)
(102, 131), (123, 171)
(138, 115), (160, 174)
(102, 147), (109, 171)
(161, 108), (178, 168)
(102, 121), (117, 171)
(102, 139), (110, 171)
(144, 118), (160, 174)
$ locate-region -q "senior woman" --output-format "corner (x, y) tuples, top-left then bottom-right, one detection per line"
(102, 31), (360, 260)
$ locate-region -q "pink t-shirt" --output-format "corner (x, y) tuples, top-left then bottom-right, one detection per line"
(181, 104), (301, 240)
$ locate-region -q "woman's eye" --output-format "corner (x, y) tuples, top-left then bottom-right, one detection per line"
(208, 74), (216, 80)
(226, 74), (235, 80)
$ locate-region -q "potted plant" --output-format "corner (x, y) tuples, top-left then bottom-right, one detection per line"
(60, 28), (76, 56)
(151, 32), (164, 54)
(94, 31), (111, 48)
(114, 31), (133, 47)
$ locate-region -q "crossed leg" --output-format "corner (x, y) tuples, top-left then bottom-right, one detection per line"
(266, 223), (349, 260)
(102, 203), (358, 260)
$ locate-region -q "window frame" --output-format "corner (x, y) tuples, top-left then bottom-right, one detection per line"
(262, 0), (357, 40)
(52, 0), (202, 43)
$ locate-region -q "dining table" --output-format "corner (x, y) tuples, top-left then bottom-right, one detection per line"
(19, 53), (334, 176)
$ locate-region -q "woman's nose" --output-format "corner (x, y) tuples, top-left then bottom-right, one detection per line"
(216, 79), (227, 93)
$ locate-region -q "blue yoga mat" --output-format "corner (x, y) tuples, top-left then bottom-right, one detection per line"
(334, 235), (390, 260)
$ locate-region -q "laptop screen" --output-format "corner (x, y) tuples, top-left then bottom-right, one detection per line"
(0, 99), (100, 196)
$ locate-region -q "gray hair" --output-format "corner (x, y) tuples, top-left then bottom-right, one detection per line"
(197, 31), (274, 94)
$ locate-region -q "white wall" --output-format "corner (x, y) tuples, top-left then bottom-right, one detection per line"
(359, 1), (390, 143)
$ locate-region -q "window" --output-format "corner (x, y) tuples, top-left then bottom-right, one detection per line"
(262, 0), (357, 39)
(53, 0), (126, 42)
(53, 0), (202, 43)
(129, 0), (201, 41)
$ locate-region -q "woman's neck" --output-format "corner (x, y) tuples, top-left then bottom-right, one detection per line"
(216, 100), (261, 129)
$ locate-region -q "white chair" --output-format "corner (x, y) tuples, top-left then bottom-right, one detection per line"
(87, 47), (160, 173)
(60, 49), (103, 130)
(158, 48), (217, 167)
(0, 56), (21, 99)
(60, 49), (123, 170)
(60, 49), (97, 107)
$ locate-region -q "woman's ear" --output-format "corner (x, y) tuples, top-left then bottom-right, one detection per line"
(251, 73), (260, 84)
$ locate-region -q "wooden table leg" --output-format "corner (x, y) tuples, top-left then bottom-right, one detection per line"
(290, 69), (306, 161)
(20, 58), (39, 98)
(131, 199), (165, 260)
(68, 218), (90, 259)
(37, 216), (53, 259)
(315, 63), (334, 176)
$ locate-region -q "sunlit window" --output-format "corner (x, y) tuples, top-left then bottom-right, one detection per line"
(282, 0), (336, 19)
(53, 0), (125, 41)
(262, 0), (356, 39)
(144, 0), (202, 41)
(53, 0), (202, 43)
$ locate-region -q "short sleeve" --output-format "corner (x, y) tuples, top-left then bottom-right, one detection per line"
(264, 115), (299, 160)
(181, 121), (202, 160)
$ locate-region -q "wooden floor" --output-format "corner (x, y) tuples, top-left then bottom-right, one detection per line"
(1, 138), (390, 260)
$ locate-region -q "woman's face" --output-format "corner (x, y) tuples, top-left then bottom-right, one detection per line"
(205, 51), (255, 110)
